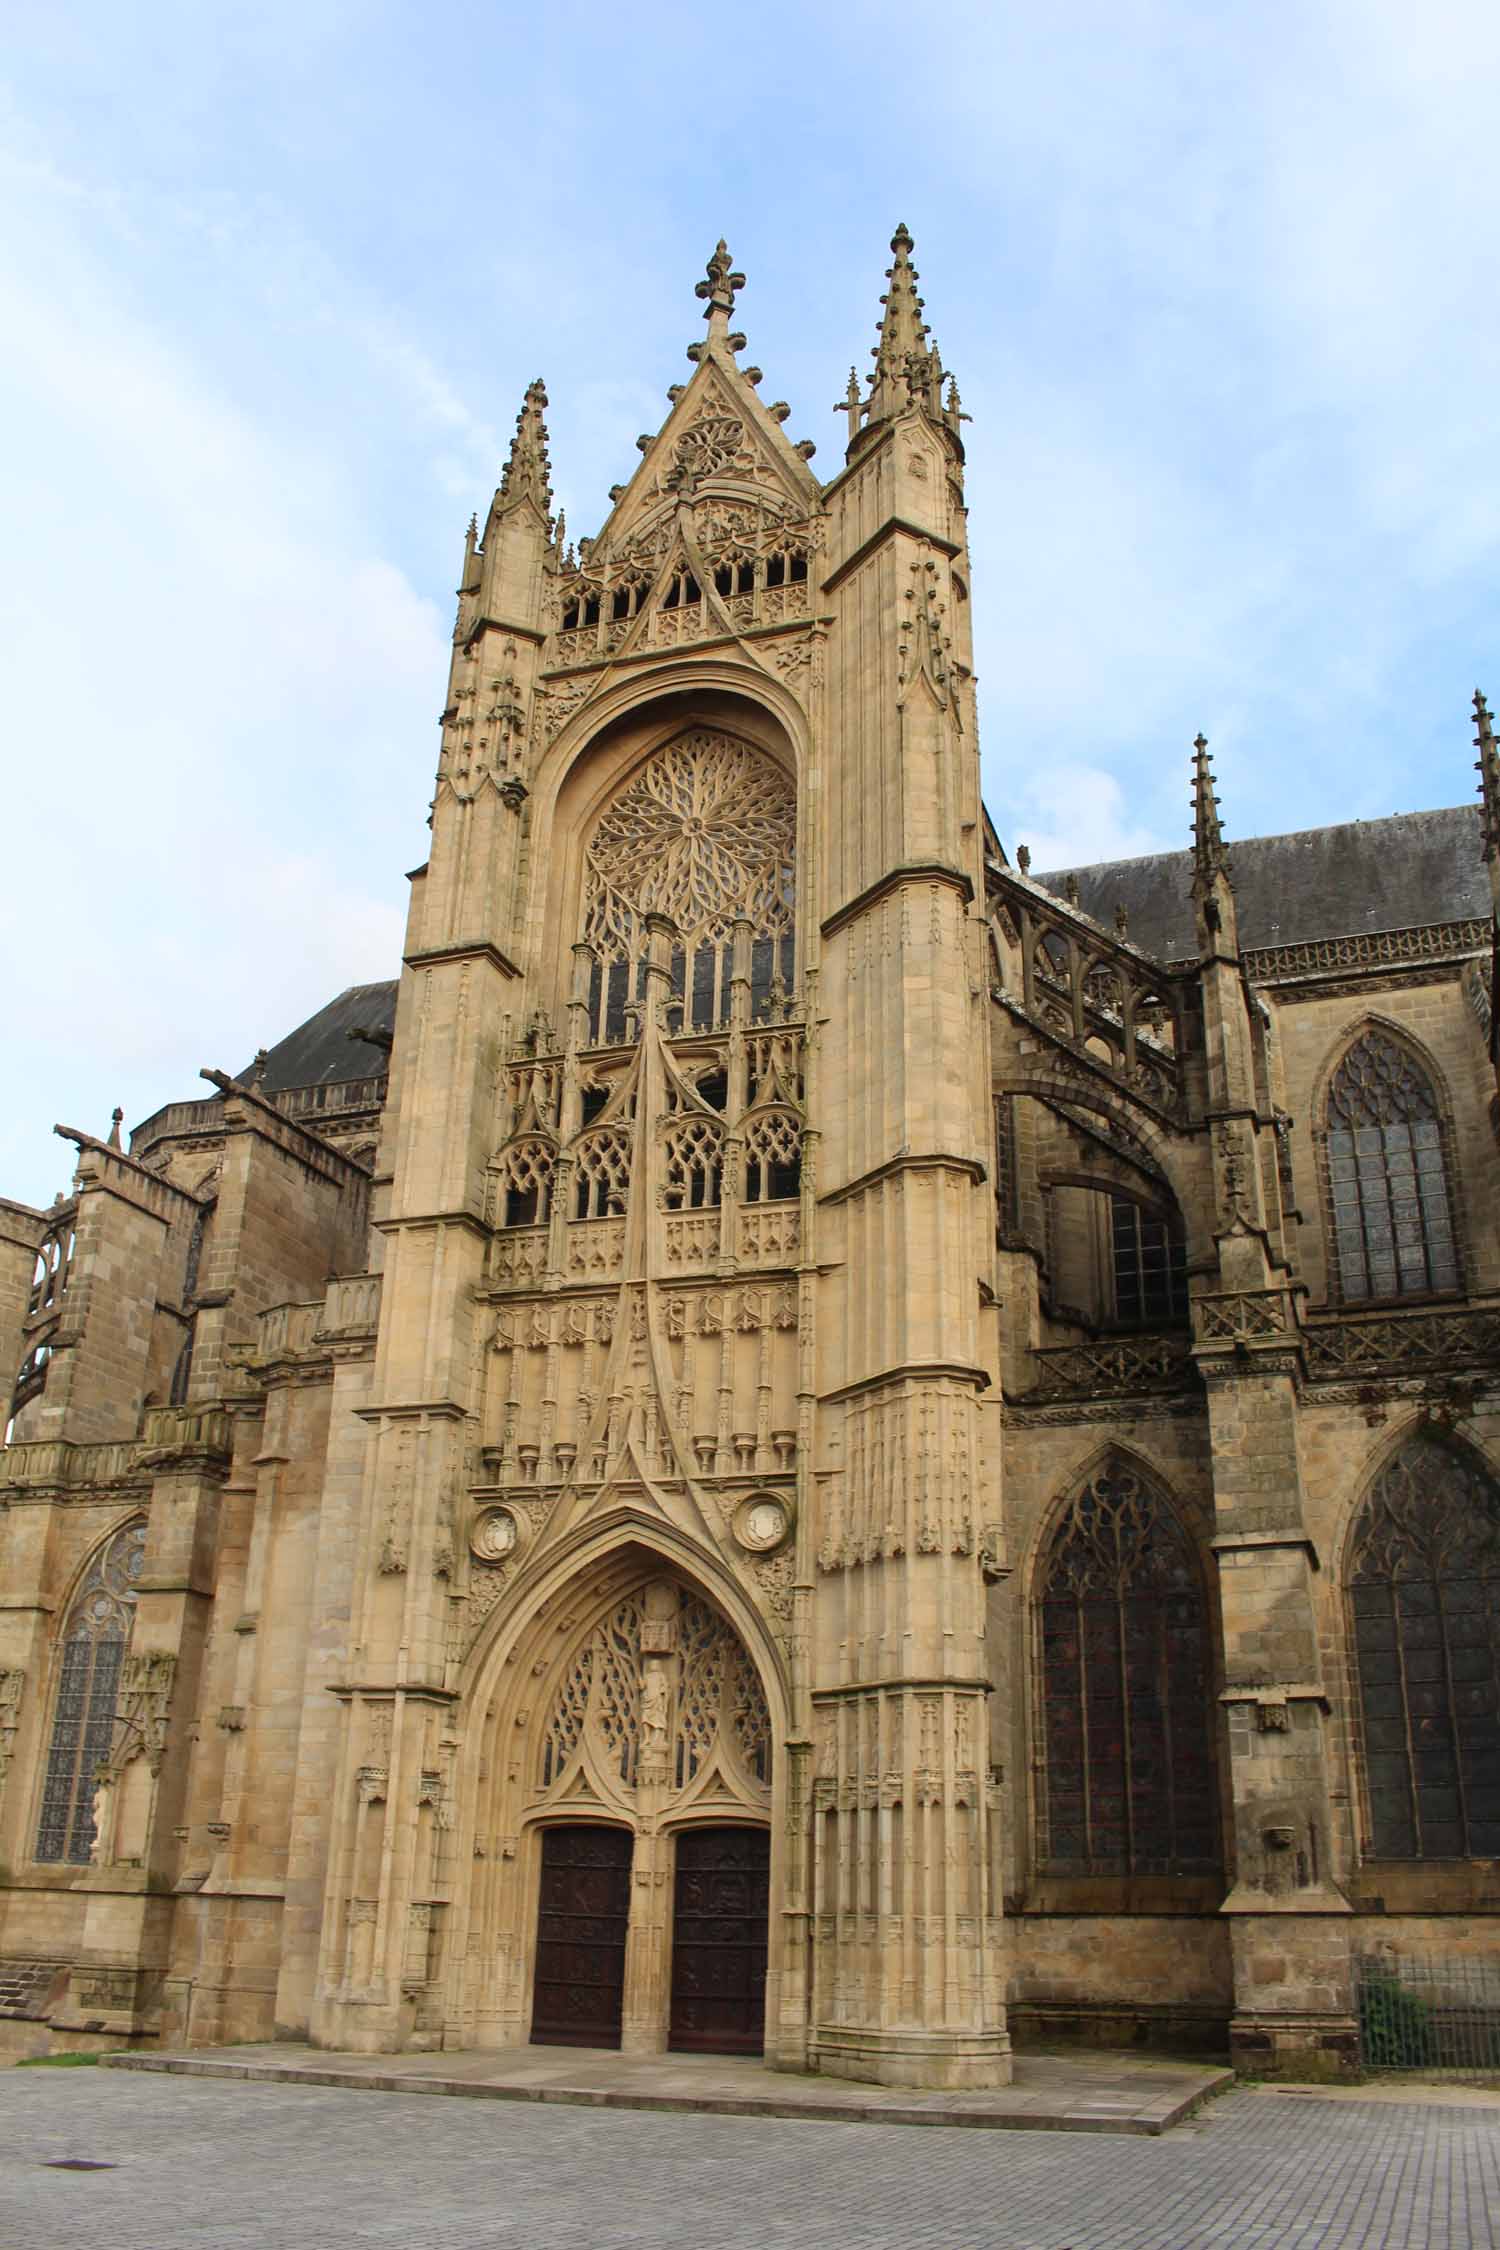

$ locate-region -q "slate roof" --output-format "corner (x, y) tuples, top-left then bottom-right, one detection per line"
(241, 981), (398, 1094)
(1034, 805), (1489, 962)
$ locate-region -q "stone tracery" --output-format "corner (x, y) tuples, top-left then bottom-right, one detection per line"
(534, 1582), (772, 1813)
(35, 1518), (146, 1865)
(580, 729), (795, 1021)
(1349, 1431), (1500, 1859)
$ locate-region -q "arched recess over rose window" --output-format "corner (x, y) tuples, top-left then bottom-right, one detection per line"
(580, 729), (795, 1044)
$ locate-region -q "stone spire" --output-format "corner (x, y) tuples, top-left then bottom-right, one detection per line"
(1190, 732), (1238, 954)
(497, 378), (552, 515)
(1474, 689), (1500, 865)
(689, 239), (746, 360)
(861, 223), (949, 435)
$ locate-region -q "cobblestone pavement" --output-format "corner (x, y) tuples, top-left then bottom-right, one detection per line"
(1, 2067), (1496, 2249)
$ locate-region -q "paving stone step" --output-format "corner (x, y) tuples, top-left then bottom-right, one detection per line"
(0, 1961), (63, 2021)
(100, 2045), (1233, 2136)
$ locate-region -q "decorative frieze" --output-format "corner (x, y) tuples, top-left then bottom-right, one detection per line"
(1242, 918), (1489, 985)
(138, 1405), (233, 1472)
(1022, 1333), (1195, 1403)
(1304, 1303), (1500, 1380)
(114, 1652), (176, 1775)
(0, 1440), (145, 1493)
(1194, 1289), (1297, 1347)
(0, 1668), (23, 1790)
(817, 1381), (979, 1571)
(317, 1273), (382, 1341)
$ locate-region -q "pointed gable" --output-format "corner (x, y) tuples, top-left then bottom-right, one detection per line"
(542, 243), (826, 695)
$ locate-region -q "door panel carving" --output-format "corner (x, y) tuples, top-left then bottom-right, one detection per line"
(530, 1824), (633, 2048)
(669, 1825), (770, 2054)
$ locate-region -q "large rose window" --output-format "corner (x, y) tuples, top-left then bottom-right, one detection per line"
(580, 730), (795, 1042)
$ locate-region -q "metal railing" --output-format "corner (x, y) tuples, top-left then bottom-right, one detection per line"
(1357, 1953), (1500, 2082)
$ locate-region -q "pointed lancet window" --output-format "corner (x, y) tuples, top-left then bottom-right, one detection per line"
(1323, 1030), (1459, 1301)
(1037, 1462), (1218, 1876)
(35, 1519), (146, 1864)
(1349, 1431), (1500, 1859)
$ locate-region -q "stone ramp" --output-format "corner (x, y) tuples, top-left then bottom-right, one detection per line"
(100, 2041), (1231, 2136)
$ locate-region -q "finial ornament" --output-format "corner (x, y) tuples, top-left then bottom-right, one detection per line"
(108, 1106), (123, 1150)
(498, 378), (553, 514)
(1191, 731), (1230, 881)
(859, 222), (959, 441)
(695, 239), (745, 349)
(1474, 689), (1500, 863)
(1190, 731), (1238, 948)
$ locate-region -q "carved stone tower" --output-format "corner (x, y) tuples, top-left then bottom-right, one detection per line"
(308, 230), (1008, 2084)
(6, 227), (1497, 2083)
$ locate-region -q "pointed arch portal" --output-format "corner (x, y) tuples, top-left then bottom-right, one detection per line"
(469, 1554), (776, 2056)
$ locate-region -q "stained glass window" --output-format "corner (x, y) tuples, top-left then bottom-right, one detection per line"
(35, 1519), (145, 1865)
(1350, 1433), (1500, 1859)
(1039, 1463), (1218, 1875)
(580, 730), (795, 1043)
(1325, 1031), (1458, 1301)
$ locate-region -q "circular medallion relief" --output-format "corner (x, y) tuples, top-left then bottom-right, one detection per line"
(470, 1506), (520, 1565)
(734, 1492), (791, 1554)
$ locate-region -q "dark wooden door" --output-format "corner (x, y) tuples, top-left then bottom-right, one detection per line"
(530, 1823), (632, 2048)
(669, 1825), (770, 2055)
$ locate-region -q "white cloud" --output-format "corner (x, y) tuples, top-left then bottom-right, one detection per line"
(0, 141), (446, 1206)
(1005, 766), (1174, 873)
(5, 0), (1500, 1201)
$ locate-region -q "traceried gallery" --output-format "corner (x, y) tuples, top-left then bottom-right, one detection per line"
(2, 231), (1497, 2086)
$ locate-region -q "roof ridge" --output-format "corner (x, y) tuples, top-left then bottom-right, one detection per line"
(1033, 801), (1480, 882)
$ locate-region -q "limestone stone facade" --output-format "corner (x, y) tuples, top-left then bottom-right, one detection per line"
(2, 231), (1497, 2085)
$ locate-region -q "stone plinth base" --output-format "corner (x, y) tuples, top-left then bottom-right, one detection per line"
(1226, 1907), (1357, 2079)
(1010, 1999), (1229, 2058)
(814, 2023), (1013, 2089)
(1230, 2011), (1360, 2081)
(312, 1996), (409, 2054)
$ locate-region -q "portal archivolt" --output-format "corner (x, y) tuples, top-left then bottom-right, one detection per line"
(462, 1557), (776, 2053)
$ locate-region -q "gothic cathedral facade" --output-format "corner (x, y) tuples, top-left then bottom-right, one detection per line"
(2, 231), (1498, 2087)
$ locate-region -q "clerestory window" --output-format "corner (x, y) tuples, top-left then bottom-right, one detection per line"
(1109, 1196), (1188, 1328)
(1324, 1030), (1458, 1301)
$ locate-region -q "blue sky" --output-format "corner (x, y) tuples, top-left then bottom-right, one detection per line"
(3, 1), (1497, 1208)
